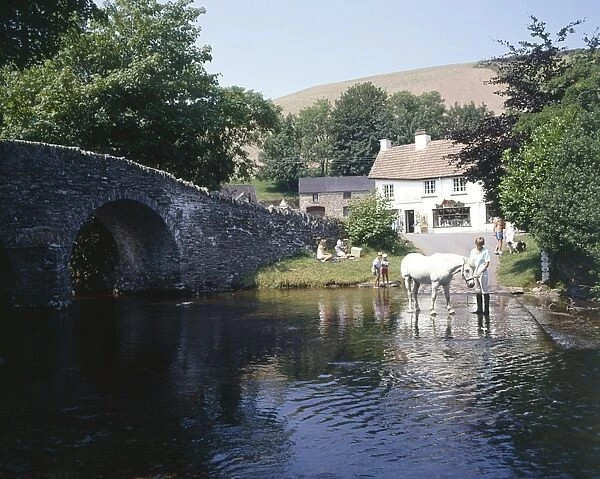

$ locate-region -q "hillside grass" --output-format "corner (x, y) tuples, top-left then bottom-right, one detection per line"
(274, 62), (505, 115)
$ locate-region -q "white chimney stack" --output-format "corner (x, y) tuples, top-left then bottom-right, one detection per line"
(379, 138), (392, 151)
(415, 130), (431, 150)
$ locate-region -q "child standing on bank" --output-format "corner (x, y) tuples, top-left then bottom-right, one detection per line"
(371, 252), (383, 288)
(380, 253), (390, 286)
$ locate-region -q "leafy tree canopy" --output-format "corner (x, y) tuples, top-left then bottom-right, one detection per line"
(257, 114), (304, 191)
(0, 0), (100, 68)
(498, 42), (600, 296)
(449, 16), (593, 211)
(329, 82), (390, 176)
(388, 90), (447, 144)
(295, 99), (334, 177)
(0, 0), (279, 189)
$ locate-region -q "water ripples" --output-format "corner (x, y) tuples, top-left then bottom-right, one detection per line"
(2, 292), (599, 478)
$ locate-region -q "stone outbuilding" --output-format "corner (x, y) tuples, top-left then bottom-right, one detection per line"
(298, 176), (375, 219)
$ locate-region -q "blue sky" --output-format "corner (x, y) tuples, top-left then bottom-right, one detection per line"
(197, 0), (600, 99)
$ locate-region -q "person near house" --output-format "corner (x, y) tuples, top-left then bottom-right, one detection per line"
(469, 236), (491, 315)
(371, 252), (383, 288)
(380, 253), (390, 286)
(317, 239), (332, 262)
(493, 216), (506, 255)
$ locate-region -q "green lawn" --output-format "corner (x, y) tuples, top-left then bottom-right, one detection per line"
(496, 234), (541, 289)
(241, 240), (416, 289)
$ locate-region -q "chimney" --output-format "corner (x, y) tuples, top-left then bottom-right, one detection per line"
(415, 130), (431, 150)
(379, 138), (392, 152)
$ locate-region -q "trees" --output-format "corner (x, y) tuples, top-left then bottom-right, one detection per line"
(501, 104), (600, 295)
(444, 101), (494, 134)
(329, 82), (390, 176)
(0, 0), (99, 68)
(449, 16), (584, 211)
(295, 99), (334, 177)
(258, 114), (304, 190)
(0, 0), (279, 189)
(387, 90), (446, 145)
(494, 31), (600, 296)
(345, 192), (398, 251)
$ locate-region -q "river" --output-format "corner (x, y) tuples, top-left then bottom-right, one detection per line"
(1, 288), (599, 478)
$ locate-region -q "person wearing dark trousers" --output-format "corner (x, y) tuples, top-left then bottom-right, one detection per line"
(469, 236), (491, 315)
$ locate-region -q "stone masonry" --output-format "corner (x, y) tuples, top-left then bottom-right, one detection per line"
(0, 140), (341, 309)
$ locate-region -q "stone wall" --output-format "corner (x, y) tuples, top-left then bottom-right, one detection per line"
(299, 191), (372, 218)
(0, 140), (341, 309)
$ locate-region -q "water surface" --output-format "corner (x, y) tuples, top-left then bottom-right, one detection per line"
(1, 288), (599, 478)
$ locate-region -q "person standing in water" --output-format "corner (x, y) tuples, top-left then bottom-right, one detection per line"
(380, 253), (390, 286)
(469, 236), (491, 315)
(371, 252), (383, 288)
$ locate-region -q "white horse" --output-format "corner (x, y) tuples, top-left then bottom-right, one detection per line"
(400, 253), (476, 315)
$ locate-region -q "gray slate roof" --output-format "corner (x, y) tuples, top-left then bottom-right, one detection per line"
(298, 176), (375, 194)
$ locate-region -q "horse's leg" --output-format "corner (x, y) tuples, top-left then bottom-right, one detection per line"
(443, 283), (455, 314)
(404, 276), (414, 312)
(430, 280), (439, 315)
(413, 281), (421, 312)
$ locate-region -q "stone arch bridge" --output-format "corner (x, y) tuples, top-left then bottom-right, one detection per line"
(0, 141), (341, 309)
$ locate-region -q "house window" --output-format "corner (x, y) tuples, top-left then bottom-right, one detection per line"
(383, 184), (394, 199)
(453, 177), (467, 193)
(433, 207), (471, 228)
(424, 180), (436, 195)
(343, 191), (351, 199)
(343, 206), (350, 217)
(312, 193), (319, 202)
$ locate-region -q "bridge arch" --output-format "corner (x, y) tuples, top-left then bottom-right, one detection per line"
(67, 190), (183, 297)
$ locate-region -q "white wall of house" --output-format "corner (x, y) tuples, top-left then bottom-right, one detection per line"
(374, 177), (492, 233)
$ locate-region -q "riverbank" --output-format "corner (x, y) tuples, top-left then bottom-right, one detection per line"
(243, 247), (411, 289)
(246, 232), (539, 293)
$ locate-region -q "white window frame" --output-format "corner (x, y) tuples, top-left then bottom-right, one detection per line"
(453, 177), (467, 193)
(382, 184), (394, 199)
(424, 180), (436, 195)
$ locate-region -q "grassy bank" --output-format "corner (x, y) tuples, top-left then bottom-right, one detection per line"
(243, 234), (541, 291)
(242, 241), (416, 289)
(495, 234), (541, 289)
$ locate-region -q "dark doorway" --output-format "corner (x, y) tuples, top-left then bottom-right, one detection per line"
(405, 210), (415, 233)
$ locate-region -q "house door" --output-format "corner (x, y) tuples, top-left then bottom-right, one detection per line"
(405, 210), (415, 233)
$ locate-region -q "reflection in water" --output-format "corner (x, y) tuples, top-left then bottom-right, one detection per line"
(0, 289), (599, 478)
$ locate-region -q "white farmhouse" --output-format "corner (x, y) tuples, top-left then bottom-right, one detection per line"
(368, 130), (492, 233)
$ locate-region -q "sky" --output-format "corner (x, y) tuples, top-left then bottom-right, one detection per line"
(196, 0), (600, 100)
